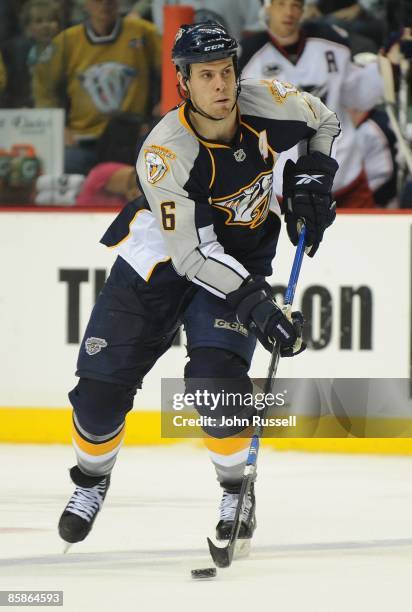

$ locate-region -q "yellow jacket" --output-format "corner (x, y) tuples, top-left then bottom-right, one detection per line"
(33, 16), (161, 138)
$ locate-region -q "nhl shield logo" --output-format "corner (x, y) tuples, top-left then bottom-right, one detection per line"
(234, 148), (246, 162)
(85, 337), (108, 356)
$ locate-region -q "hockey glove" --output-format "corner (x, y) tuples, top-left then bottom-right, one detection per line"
(227, 278), (306, 357)
(282, 151), (338, 257)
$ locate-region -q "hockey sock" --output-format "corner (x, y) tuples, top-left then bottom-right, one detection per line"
(71, 411), (125, 477)
(203, 429), (253, 488)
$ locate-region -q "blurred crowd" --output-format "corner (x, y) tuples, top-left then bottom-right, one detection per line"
(0, 0), (411, 208)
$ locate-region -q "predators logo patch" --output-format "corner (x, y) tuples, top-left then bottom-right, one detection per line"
(144, 145), (176, 185)
(212, 171), (273, 229)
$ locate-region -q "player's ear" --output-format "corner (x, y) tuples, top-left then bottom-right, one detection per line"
(177, 71), (190, 98)
(177, 71), (185, 89)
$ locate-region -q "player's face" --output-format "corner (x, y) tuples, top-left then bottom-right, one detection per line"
(183, 59), (237, 120)
(269, 0), (304, 38)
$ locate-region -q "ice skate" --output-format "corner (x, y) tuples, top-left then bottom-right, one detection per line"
(216, 483), (256, 558)
(58, 466), (110, 548)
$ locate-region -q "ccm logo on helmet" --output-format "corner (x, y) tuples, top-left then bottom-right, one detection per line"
(204, 44), (225, 51)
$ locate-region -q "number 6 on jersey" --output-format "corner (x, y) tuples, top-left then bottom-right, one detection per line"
(160, 201), (176, 231)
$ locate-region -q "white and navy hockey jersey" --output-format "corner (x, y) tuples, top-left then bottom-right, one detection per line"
(356, 109), (398, 207)
(102, 80), (340, 300)
(240, 21), (383, 196)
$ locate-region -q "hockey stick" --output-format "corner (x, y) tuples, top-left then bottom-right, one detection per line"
(207, 225), (307, 568)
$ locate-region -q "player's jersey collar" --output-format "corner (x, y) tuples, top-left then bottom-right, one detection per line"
(178, 103), (243, 149)
(267, 28), (307, 64)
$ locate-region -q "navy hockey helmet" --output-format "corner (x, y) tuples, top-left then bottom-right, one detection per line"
(172, 22), (239, 79)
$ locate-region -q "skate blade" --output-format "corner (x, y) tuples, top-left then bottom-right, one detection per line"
(233, 538), (251, 560)
(62, 542), (73, 554)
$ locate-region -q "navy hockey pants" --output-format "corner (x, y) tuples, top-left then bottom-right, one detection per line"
(70, 256), (257, 436)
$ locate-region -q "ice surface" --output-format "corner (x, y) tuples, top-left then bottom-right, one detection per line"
(0, 444), (412, 612)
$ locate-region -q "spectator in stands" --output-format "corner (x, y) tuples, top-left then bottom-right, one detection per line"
(0, 0), (62, 108)
(240, 0), (384, 208)
(76, 162), (140, 206)
(151, 0), (263, 42)
(33, 0), (161, 175)
(22, 0), (61, 72)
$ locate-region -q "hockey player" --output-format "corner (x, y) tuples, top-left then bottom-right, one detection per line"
(350, 107), (398, 208)
(239, 0), (384, 208)
(58, 22), (340, 548)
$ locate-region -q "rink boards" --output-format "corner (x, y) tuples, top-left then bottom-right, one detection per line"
(0, 208), (411, 452)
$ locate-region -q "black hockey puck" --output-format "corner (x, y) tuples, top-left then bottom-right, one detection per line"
(191, 567), (217, 579)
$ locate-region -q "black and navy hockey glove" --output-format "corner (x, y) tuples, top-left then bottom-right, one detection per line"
(227, 278), (306, 357)
(282, 151), (338, 257)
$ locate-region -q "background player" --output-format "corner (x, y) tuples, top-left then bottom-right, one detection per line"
(58, 22), (340, 551)
(240, 0), (383, 208)
(350, 106), (398, 207)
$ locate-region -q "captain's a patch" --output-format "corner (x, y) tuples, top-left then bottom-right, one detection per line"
(144, 145), (176, 185)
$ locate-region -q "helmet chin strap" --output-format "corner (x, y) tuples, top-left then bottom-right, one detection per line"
(183, 79), (242, 123)
(187, 98), (228, 122)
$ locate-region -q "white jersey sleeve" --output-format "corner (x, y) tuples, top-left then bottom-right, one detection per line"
(239, 79), (341, 157)
(356, 118), (394, 192)
(136, 123), (250, 299)
(340, 61), (383, 111)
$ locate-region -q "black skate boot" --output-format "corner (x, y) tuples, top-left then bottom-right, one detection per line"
(216, 482), (256, 542)
(58, 466), (110, 545)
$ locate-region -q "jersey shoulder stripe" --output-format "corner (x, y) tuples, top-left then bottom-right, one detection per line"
(238, 79), (340, 156)
(138, 106), (204, 190)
